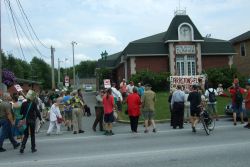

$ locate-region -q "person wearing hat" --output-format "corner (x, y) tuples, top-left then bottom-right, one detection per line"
(187, 84), (202, 133)
(244, 79), (250, 128)
(141, 84), (157, 133)
(19, 90), (42, 153)
(69, 90), (85, 134)
(0, 93), (20, 152)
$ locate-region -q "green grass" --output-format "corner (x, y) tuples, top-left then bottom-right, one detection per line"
(118, 92), (231, 121)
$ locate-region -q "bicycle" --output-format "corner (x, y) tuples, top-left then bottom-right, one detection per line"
(199, 106), (215, 135)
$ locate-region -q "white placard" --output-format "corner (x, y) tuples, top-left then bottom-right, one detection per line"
(176, 45), (196, 54)
(170, 75), (206, 90)
(104, 79), (111, 88)
(14, 84), (23, 92)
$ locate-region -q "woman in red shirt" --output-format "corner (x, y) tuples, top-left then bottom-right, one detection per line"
(102, 88), (115, 135)
(126, 87), (141, 133)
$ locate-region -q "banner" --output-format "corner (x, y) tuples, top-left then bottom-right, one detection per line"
(170, 75), (206, 90)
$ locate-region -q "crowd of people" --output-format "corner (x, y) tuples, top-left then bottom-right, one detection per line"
(1, 76), (250, 154)
(169, 77), (250, 133)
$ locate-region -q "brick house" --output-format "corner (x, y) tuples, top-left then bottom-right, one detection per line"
(96, 12), (236, 85)
(230, 31), (250, 77)
(8, 78), (42, 96)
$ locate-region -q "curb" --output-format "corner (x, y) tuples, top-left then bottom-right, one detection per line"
(117, 115), (230, 124)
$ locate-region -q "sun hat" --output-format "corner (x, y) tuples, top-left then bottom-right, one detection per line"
(26, 90), (36, 101)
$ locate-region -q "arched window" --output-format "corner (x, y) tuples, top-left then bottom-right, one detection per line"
(178, 23), (193, 41)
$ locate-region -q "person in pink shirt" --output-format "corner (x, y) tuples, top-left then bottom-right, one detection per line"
(127, 88), (141, 133)
(102, 88), (115, 135)
(120, 79), (127, 102)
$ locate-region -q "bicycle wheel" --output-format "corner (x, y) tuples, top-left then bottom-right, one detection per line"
(207, 117), (215, 131)
(200, 116), (210, 135)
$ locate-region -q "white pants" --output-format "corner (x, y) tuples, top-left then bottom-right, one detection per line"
(47, 121), (61, 134)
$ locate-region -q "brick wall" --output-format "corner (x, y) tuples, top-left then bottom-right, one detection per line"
(202, 55), (229, 70)
(135, 56), (169, 73)
(116, 64), (125, 83)
(232, 39), (250, 76)
(8, 83), (41, 96)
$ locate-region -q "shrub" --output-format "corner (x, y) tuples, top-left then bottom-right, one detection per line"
(130, 70), (170, 91)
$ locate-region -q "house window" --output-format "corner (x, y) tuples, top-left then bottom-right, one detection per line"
(240, 43), (246, 56)
(176, 55), (196, 76)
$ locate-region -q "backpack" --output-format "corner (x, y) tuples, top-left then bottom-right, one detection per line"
(235, 88), (243, 105)
(208, 89), (216, 103)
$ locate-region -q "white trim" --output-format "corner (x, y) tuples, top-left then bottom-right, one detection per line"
(126, 54), (168, 57)
(202, 53), (237, 55)
(240, 42), (246, 56)
(165, 40), (204, 43)
(178, 22), (194, 41)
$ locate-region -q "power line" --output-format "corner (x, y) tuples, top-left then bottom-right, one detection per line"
(5, 0), (49, 59)
(16, 0), (50, 49)
(15, 0), (49, 58)
(5, 0), (27, 62)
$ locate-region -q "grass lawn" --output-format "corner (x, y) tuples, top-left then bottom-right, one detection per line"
(118, 91), (231, 121)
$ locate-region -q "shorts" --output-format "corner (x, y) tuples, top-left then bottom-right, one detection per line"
(232, 103), (243, 113)
(64, 111), (72, 120)
(143, 111), (155, 120)
(190, 108), (201, 117)
(104, 112), (114, 123)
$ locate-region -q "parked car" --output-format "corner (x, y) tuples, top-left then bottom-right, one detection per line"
(225, 101), (247, 120)
(84, 84), (93, 92)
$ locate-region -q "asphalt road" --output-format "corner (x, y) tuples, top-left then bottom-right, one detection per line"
(1, 92), (250, 167)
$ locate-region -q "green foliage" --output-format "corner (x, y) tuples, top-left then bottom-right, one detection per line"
(204, 67), (246, 88)
(76, 61), (97, 78)
(130, 70), (170, 91)
(96, 68), (112, 88)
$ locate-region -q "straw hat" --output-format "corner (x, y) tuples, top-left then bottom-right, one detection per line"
(26, 90), (36, 101)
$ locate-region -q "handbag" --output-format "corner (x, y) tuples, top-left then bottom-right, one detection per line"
(57, 116), (63, 124)
(18, 102), (32, 133)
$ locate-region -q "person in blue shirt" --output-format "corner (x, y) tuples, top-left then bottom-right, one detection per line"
(137, 83), (145, 98)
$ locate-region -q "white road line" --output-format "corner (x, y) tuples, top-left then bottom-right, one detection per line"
(1, 140), (250, 166)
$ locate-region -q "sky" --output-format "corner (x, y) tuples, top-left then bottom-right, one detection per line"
(2, 0), (250, 68)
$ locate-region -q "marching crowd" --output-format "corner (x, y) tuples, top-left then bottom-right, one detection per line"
(1, 76), (250, 154)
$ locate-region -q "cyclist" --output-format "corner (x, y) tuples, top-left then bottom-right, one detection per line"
(188, 84), (201, 133)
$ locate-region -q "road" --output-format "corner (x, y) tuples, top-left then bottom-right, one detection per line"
(1, 92), (250, 167)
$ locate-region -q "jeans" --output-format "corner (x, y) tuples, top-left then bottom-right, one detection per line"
(0, 119), (18, 148)
(21, 123), (36, 150)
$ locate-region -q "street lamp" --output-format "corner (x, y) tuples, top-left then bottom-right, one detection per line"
(71, 41), (77, 88)
(101, 50), (108, 60)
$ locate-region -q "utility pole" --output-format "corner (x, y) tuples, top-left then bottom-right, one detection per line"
(51, 46), (55, 89)
(58, 58), (63, 86)
(71, 41), (77, 89)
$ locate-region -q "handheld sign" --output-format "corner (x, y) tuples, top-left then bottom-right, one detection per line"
(14, 84), (23, 92)
(104, 79), (111, 88)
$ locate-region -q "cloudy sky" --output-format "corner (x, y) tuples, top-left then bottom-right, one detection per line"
(2, 0), (250, 67)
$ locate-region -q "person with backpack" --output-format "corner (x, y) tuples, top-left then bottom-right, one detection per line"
(205, 83), (219, 121)
(228, 84), (246, 125)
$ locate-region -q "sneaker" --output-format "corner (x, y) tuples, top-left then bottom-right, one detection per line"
(78, 130), (85, 133)
(31, 149), (37, 153)
(244, 124), (250, 128)
(20, 148), (24, 154)
(104, 131), (109, 135)
(14, 143), (20, 149)
(152, 129), (157, 133)
(179, 126), (184, 129)
(234, 122), (237, 126)
(110, 131), (114, 135)
(73, 131), (77, 134)
(0, 147), (6, 152)
(192, 127), (196, 133)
